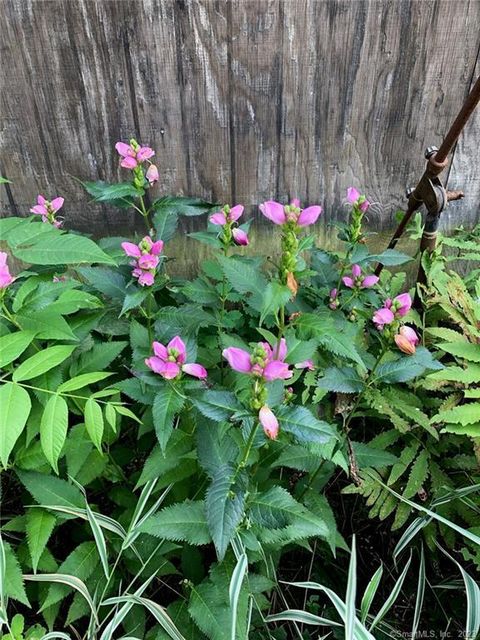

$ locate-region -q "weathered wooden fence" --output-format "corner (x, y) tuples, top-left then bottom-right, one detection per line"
(1, 0), (480, 239)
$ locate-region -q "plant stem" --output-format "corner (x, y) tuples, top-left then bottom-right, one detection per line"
(139, 195), (152, 233)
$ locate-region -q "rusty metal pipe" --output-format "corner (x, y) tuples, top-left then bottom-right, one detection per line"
(375, 74), (480, 278)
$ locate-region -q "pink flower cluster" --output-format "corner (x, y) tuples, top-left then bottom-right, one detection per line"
(0, 252), (14, 289)
(223, 338), (292, 381)
(373, 293), (412, 329)
(116, 140), (159, 185)
(30, 195), (64, 227)
(347, 187), (370, 212)
(342, 264), (378, 289)
(260, 199), (322, 227)
(122, 236), (164, 286)
(145, 336), (207, 380)
(329, 288), (339, 310)
(209, 204), (249, 246)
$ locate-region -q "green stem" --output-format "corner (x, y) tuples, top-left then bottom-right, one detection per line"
(275, 304), (286, 358)
(146, 290), (153, 343)
(13, 382), (123, 406)
(139, 195), (152, 233)
(234, 420), (260, 481)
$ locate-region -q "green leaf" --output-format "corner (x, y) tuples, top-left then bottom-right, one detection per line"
(13, 232), (116, 266)
(152, 195), (214, 217)
(77, 267), (127, 300)
(278, 405), (336, 445)
(17, 470), (83, 509)
(13, 345), (76, 382)
(360, 564), (383, 624)
(4, 543), (29, 606)
(120, 287), (150, 316)
(57, 372), (113, 393)
(153, 209), (179, 242)
(192, 390), (242, 422)
(260, 282), (292, 324)
(140, 500), (211, 545)
(437, 341), (480, 362)
(83, 180), (141, 202)
(16, 310), (77, 341)
(218, 256), (268, 312)
(374, 347), (442, 384)
(359, 249), (412, 266)
(26, 509), (56, 573)
(152, 386), (185, 452)
(206, 465), (246, 560)
(73, 341), (127, 375)
(0, 383), (31, 468)
(84, 399), (104, 453)
(352, 443), (398, 469)
(318, 367), (365, 393)
(229, 553), (248, 640)
(0, 330), (36, 368)
(432, 403), (480, 426)
(40, 394), (68, 473)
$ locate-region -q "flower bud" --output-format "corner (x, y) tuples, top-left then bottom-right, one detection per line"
(259, 406), (279, 440)
(146, 164), (159, 185)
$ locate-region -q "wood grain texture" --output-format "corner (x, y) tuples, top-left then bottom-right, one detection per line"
(1, 0), (479, 238)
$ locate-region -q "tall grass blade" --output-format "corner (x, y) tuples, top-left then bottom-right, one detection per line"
(412, 545), (425, 637)
(24, 573), (98, 623)
(369, 554), (412, 631)
(360, 564), (383, 624)
(345, 535), (357, 640)
(229, 552), (248, 640)
(265, 609), (341, 626)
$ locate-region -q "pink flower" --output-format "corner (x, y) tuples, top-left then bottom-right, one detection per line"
(232, 228), (249, 246)
(259, 406), (279, 440)
(146, 164), (159, 185)
(393, 293), (412, 317)
(222, 338), (292, 381)
(0, 252), (14, 289)
(342, 264), (379, 289)
(295, 360), (315, 371)
(116, 141), (155, 169)
(30, 195), (64, 225)
(329, 288), (339, 310)
(346, 187), (370, 212)
(260, 200), (322, 227)
(394, 326), (419, 354)
(209, 204), (244, 226)
(145, 337), (207, 380)
(121, 235), (164, 286)
(373, 307), (395, 329)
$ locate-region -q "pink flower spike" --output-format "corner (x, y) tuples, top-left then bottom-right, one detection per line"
(121, 156), (138, 169)
(138, 272), (155, 286)
(222, 347), (252, 373)
(137, 147), (155, 162)
(121, 242), (142, 258)
(342, 276), (354, 289)
(153, 341), (168, 360)
(138, 254), (159, 270)
(295, 360), (315, 370)
(228, 205), (244, 222)
(373, 307), (395, 328)
(146, 164), (159, 185)
(209, 212), (227, 226)
(347, 187), (361, 203)
(37, 195), (47, 205)
(145, 357), (180, 379)
(263, 360), (292, 381)
(260, 201), (286, 225)
(351, 264), (362, 278)
(394, 334), (416, 355)
(359, 200), (370, 213)
(276, 338), (288, 362)
(232, 228), (249, 246)
(50, 197), (64, 212)
(115, 142), (134, 157)
(182, 363), (208, 379)
(297, 205), (322, 227)
(394, 293), (412, 317)
(361, 275), (379, 288)
(150, 240), (164, 255)
(259, 406), (279, 440)
(168, 336), (187, 363)
(290, 198), (301, 208)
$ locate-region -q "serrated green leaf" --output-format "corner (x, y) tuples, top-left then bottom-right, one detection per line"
(152, 386), (185, 452)
(374, 347), (442, 384)
(0, 383), (31, 468)
(140, 500), (211, 545)
(318, 367), (365, 393)
(278, 405), (336, 446)
(26, 509), (56, 573)
(432, 403), (480, 426)
(218, 256), (267, 312)
(192, 390), (242, 422)
(4, 543), (29, 606)
(72, 341), (127, 375)
(16, 310), (78, 341)
(206, 465), (246, 560)
(40, 394), (68, 473)
(437, 341), (480, 362)
(13, 232), (116, 266)
(17, 470), (83, 509)
(57, 372), (113, 393)
(260, 282), (291, 324)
